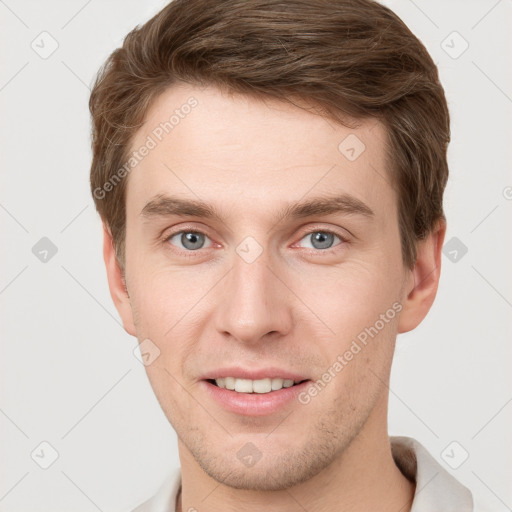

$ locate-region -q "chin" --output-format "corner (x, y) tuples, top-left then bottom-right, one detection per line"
(200, 460), (322, 491)
(190, 437), (343, 491)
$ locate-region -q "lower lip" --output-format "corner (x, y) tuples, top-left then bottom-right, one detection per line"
(202, 380), (311, 416)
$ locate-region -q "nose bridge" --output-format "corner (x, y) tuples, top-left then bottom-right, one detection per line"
(215, 244), (291, 343)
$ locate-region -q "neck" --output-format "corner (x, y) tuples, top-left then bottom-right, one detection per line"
(176, 398), (415, 512)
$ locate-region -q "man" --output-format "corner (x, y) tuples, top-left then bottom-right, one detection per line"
(89, 0), (474, 510)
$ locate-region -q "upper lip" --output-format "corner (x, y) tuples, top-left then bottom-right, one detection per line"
(200, 366), (309, 381)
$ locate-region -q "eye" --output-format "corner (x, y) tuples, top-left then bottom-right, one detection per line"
(167, 230), (212, 251)
(297, 230), (344, 250)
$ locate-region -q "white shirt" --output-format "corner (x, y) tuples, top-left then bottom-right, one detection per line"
(129, 436), (475, 512)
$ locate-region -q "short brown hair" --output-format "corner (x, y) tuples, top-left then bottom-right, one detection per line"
(89, 0), (450, 270)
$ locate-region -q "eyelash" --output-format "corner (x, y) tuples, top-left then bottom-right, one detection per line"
(162, 225), (349, 256)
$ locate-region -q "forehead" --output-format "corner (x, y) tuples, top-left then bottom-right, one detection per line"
(125, 84), (395, 222)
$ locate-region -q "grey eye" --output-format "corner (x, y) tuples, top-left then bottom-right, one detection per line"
(300, 231), (341, 250)
(169, 231), (210, 251)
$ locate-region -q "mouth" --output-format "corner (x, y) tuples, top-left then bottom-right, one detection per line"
(200, 367), (312, 415)
(206, 377), (309, 394)
(201, 371), (312, 416)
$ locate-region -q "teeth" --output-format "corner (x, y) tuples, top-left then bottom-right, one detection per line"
(214, 377), (302, 393)
(252, 378), (272, 393)
(235, 378), (253, 393)
(271, 378), (284, 390)
(225, 377), (235, 390)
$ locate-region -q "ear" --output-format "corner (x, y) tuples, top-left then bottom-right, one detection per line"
(398, 219), (447, 334)
(102, 224), (137, 337)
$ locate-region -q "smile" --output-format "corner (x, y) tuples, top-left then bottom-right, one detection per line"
(209, 377), (307, 394)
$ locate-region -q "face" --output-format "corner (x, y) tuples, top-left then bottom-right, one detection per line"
(112, 83), (417, 490)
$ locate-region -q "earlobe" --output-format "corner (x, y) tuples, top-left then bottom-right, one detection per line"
(102, 224), (137, 337)
(397, 219), (447, 334)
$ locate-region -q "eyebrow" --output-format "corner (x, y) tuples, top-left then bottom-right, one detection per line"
(140, 193), (374, 223)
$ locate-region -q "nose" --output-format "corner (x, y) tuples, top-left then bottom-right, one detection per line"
(214, 249), (293, 345)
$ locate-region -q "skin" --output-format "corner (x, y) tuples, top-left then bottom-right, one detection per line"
(103, 83), (446, 512)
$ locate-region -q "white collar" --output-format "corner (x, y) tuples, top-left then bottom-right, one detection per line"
(390, 436), (473, 511)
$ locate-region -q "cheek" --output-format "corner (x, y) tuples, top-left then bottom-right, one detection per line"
(297, 278), (399, 421)
(128, 269), (204, 409)
(126, 245), (208, 334)
(293, 260), (403, 341)
(127, 260), (215, 378)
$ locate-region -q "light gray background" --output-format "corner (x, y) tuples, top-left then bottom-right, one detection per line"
(1, 0), (511, 510)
